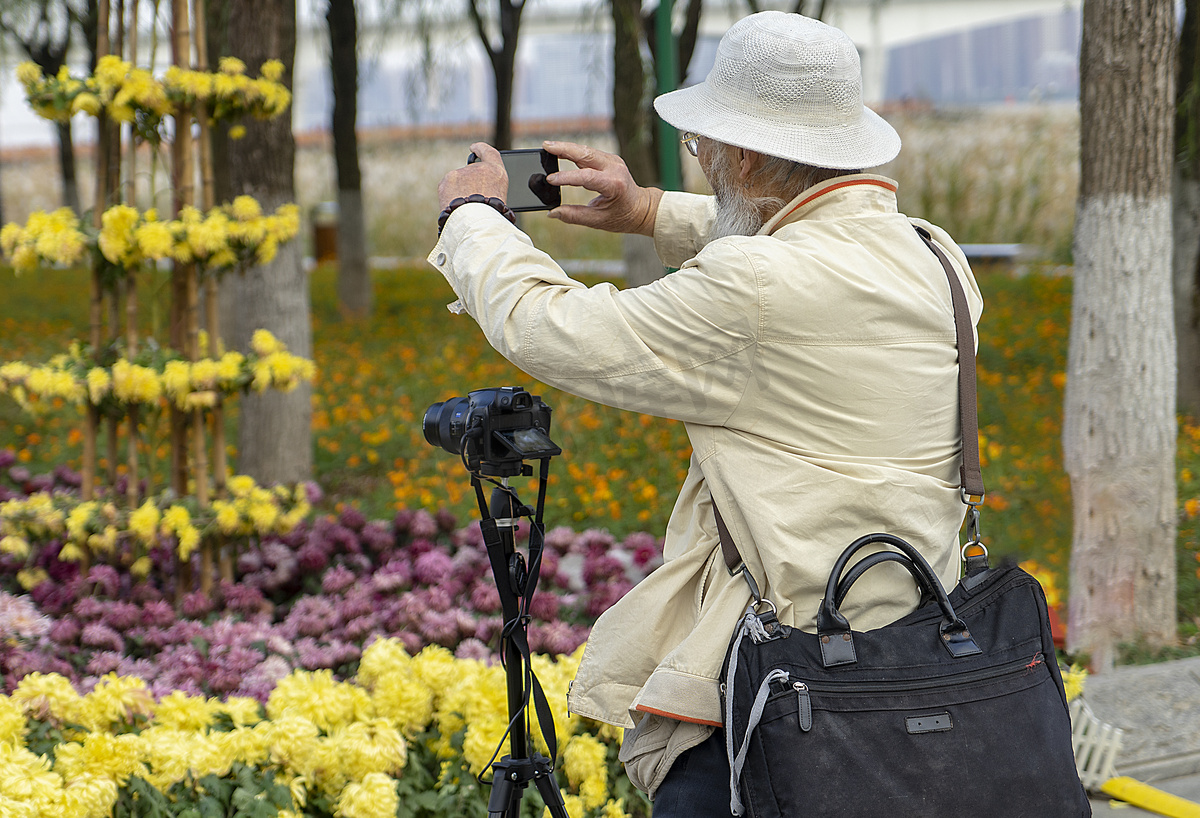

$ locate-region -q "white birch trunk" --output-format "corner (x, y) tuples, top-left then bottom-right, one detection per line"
(220, 192), (314, 485)
(1064, 195), (1178, 670)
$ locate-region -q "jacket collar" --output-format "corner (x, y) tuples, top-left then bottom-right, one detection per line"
(760, 173), (899, 236)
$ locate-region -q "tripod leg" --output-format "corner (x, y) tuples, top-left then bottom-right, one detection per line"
(532, 759), (570, 818)
(487, 763), (519, 818)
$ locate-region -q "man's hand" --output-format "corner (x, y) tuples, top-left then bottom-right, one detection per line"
(437, 142), (508, 209)
(544, 141), (664, 237)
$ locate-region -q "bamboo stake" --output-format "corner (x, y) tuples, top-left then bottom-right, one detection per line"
(125, 0), (139, 205)
(126, 269), (140, 507)
(193, 0), (224, 594)
(84, 0), (113, 503)
(170, 0), (199, 602)
(170, 0), (195, 501)
(105, 282), (120, 485)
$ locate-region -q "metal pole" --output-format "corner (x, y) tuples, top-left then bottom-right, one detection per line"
(655, 0), (682, 191)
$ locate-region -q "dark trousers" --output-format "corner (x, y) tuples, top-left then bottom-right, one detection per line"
(652, 728), (739, 818)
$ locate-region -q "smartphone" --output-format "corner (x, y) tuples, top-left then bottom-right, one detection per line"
(468, 148), (561, 212)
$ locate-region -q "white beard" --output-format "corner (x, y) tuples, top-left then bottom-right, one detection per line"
(707, 147), (784, 240)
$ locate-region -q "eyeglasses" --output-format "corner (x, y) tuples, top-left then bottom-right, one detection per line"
(680, 132), (700, 157)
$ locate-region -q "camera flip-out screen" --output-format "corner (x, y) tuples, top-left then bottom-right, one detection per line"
(494, 428), (561, 459)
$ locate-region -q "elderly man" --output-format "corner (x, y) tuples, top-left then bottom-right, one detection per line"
(430, 11), (981, 815)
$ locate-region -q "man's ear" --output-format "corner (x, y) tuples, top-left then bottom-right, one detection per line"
(737, 147), (764, 185)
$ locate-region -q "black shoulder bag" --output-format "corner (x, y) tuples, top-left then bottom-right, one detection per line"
(715, 229), (1091, 817)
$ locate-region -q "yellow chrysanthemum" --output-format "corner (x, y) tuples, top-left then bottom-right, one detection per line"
(130, 555), (152, 579)
(190, 358), (219, 389)
(86, 368), (111, 404)
(219, 56), (246, 75)
(248, 500), (279, 534)
(71, 92), (102, 117)
(51, 732), (146, 785)
(334, 772), (398, 818)
(76, 674), (154, 732)
(66, 501), (98, 542)
(16, 569), (48, 591)
(177, 525), (201, 561)
(127, 501), (160, 546)
(134, 220), (174, 260)
(1062, 663), (1087, 703)
(563, 733), (609, 810)
(230, 195), (262, 221)
(160, 504), (190, 536)
(16, 61), (42, 87)
(250, 329), (283, 356)
(0, 536), (30, 560)
(212, 500), (242, 534)
(266, 670), (371, 734)
(601, 799), (631, 818)
(0, 696), (27, 746)
(58, 543), (85, 563)
(153, 690), (220, 732)
(227, 474), (257, 496)
(330, 719), (407, 781)
(98, 204), (140, 265)
(220, 697), (264, 728)
(60, 774), (119, 818)
(0, 223), (24, 256)
(11, 672), (81, 725)
(0, 743), (63, 810)
(260, 59), (285, 82)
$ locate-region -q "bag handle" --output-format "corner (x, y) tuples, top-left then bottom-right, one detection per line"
(815, 532), (982, 667)
(833, 550), (928, 607)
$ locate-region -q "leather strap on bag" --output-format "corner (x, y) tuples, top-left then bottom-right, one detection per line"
(915, 226), (984, 499)
(713, 227), (985, 577)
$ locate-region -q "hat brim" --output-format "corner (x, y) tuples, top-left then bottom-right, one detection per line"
(654, 83), (901, 170)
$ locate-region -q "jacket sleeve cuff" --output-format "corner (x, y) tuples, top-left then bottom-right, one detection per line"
(654, 191), (717, 268)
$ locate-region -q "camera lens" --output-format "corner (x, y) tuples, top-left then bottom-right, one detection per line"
(422, 396), (472, 454)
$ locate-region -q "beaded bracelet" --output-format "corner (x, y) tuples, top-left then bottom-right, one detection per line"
(437, 194), (517, 235)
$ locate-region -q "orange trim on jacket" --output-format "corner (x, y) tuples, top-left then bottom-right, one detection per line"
(636, 705), (723, 728)
(775, 177), (899, 224)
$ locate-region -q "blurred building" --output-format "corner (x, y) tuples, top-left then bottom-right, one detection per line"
(288, 0), (1083, 137)
(0, 0), (1083, 149)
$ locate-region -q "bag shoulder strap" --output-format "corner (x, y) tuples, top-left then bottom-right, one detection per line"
(915, 225), (984, 499)
(714, 227), (984, 574)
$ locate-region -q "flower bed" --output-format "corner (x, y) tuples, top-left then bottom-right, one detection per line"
(0, 451), (659, 696)
(0, 640), (642, 818)
(0, 448), (658, 816)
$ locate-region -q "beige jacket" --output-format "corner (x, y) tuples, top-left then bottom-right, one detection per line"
(428, 174), (982, 786)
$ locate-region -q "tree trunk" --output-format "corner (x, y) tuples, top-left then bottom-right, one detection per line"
(1176, 0), (1200, 413)
(611, 0), (655, 187)
(1064, 0), (1177, 671)
(492, 0), (519, 150)
(327, 0), (371, 318)
(219, 0), (313, 484)
(55, 120), (81, 214)
(610, 0), (665, 287)
(465, 0), (523, 151)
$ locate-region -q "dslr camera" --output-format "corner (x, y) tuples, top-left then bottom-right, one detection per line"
(423, 386), (561, 476)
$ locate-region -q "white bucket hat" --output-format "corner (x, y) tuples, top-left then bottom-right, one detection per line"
(654, 11), (900, 169)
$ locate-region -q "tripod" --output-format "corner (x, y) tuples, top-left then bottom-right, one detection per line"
(473, 465), (570, 818)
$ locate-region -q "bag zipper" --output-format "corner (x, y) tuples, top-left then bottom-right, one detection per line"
(781, 652), (1045, 733)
